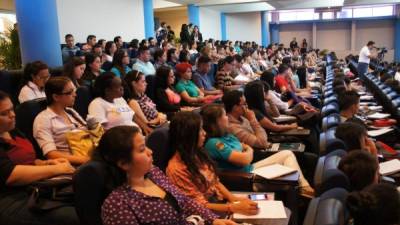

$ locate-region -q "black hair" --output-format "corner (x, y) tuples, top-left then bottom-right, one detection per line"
(23, 61), (49, 83)
(333, 85), (347, 95)
(112, 49), (129, 79)
(260, 70), (275, 88)
(153, 49), (165, 62)
(93, 72), (117, 98)
(84, 53), (100, 72)
(105, 41), (115, 55)
(45, 76), (72, 105)
(123, 70), (144, 100)
(167, 48), (177, 62)
(130, 39), (139, 49)
(155, 66), (173, 90)
(222, 90), (243, 113)
(169, 111), (217, 191)
(335, 122), (367, 151)
(338, 90), (360, 111)
(93, 126), (141, 185)
(278, 64), (290, 74)
(347, 183), (400, 225)
(113, 36), (121, 43)
(65, 34), (73, 39)
(244, 81), (267, 116)
(200, 104), (226, 138)
(366, 41), (375, 46)
(179, 50), (190, 63)
(86, 35), (96, 43)
(63, 57), (85, 87)
(138, 46), (149, 55)
(338, 150), (378, 191)
(197, 55), (211, 65)
(0, 90), (9, 101)
(233, 54), (243, 63)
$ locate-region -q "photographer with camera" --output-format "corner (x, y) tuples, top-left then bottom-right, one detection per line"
(357, 41), (377, 76)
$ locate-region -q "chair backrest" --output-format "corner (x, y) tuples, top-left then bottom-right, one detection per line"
(0, 69), (24, 105)
(73, 85), (93, 120)
(319, 127), (346, 155)
(145, 75), (157, 102)
(15, 98), (48, 159)
(303, 188), (348, 225)
(314, 150), (350, 196)
(73, 160), (124, 225)
(322, 113), (340, 132)
(321, 102), (339, 118)
(145, 126), (175, 172)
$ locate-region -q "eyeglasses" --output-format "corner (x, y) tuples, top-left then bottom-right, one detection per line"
(37, 74), (50, 80)
(58, 89), (76, 95)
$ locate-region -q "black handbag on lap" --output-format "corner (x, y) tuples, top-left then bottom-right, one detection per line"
(26, 175), (74, 213)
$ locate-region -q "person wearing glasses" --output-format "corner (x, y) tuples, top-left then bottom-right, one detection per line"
(18, 61), (49, 104)
(33, 77), (90, 165)
(0, 90), (79, 225)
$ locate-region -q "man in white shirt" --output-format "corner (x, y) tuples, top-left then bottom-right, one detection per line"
(357, 41), (376, 76)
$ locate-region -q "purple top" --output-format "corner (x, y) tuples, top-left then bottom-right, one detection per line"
(102, 167), (218, 225)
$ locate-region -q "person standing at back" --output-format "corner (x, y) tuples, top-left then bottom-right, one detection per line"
(357, 41), (377, 76)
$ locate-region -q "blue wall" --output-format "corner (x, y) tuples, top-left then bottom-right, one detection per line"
(143, 0), (155, 38)
(187, 4), (200, 27)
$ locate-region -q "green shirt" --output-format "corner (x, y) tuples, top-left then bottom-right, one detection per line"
(175, 80), (199, 97)
(205, 134), (253, 173)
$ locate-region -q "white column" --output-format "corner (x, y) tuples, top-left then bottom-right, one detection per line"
(312, 22), (317, 49)
(351, 20), (356, 52)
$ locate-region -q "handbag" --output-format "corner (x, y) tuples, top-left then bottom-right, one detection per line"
(27, 175), (74, 213)
(65, 124), (104, 156)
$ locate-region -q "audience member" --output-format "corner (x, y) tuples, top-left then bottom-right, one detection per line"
(18, 61), (49, 103)
(62, 34), (80, 63)
(110, 49), (132, 79)
(0, 90), (79, 225)
(338, 150), (379, 191)
(132, 46), (156, 76)
(62, 57), (86, 88)
(167, 111), (258, 216)
(100, 126), (235, 225)
(201, 104), (314, 197)
(88, 72), (138, 130)
(33, 77), (89, 165)
(346, 184), (400, 225)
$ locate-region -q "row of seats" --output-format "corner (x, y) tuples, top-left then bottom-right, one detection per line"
(304, 55), (350, 225)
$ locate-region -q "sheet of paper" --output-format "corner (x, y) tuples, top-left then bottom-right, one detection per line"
(379, 159), (400, 176)
(367, 112), (391, 119)
(368, 128), (394, 137)
(273, 115), (297, 123)
(360, 95), (374, 100)
(233, 200), (287, 219)
(252, 164), (297, 180)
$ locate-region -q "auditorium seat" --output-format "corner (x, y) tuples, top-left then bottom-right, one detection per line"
(74, 161), (124, 225)
(321, 113), (340, 132)
(15, 98), (47, 159)
(313, 150), (349, 196)
(303, 188), (349, 225)
(73, 85), (93, 119)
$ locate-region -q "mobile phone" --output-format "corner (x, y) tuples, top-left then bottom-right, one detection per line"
(248, 194), (268, 201)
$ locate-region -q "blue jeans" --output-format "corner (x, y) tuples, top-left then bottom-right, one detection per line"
(357, 62), (369, 76)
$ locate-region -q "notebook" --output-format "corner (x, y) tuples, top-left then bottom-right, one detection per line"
(273, 115), (297, 123)
(368, 128), (394, 137)
(252, 164), (297, 180)
(264, 143), (305, 152)
(379, 159), (400, 176)
(271, 128), (310, 136)
(367, 112), (391, 120)
(233, 200), (287, 220)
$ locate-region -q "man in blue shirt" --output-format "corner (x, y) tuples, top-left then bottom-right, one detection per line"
(192, 56), (222, 96)
(132, 46), (156, 76)
(62, 34), (80, 64)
